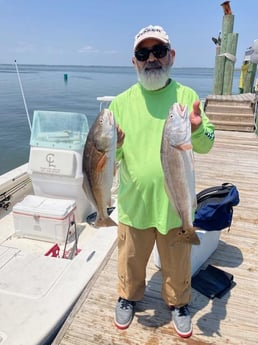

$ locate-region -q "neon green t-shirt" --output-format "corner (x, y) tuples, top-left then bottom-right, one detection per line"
(109, 79), (215, 234)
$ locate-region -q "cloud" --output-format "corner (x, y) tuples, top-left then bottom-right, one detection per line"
(10, 42), (64, 56)
(78, 45), (117, 55)
(104, 49), (117, 55)
(12, 42), (36, 53)
(78, 45), (99, 54)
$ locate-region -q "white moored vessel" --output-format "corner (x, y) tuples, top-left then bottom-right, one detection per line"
(0, 108), (118, 345)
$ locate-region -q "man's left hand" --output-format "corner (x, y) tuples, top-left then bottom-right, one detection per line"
(190, 100), (202, 132)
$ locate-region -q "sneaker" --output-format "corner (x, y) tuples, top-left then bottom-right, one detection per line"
(170, 305), (192, 338)
(114, 297), (135, 330)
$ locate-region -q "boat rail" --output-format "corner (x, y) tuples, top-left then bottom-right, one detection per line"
(96, 96), (115, 111)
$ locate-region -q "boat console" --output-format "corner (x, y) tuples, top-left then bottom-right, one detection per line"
(27, 110), (94, 223)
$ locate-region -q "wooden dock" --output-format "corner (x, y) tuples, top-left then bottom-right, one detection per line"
(204, 93), (257, 132)
(52, 130), (258, 345)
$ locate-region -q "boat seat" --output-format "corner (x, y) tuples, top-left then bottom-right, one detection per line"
(29, 147), (77, 178)
(27, 110), (94, 222)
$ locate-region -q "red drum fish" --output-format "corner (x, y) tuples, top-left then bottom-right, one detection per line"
(161, 103), (200, 245)
(83, 109), (117, 227)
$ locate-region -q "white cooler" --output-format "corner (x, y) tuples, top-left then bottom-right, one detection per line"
(153, 229), (221, 276)
(13, 195), (76, 243)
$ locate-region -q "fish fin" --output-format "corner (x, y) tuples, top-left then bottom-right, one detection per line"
(82, 173), (97, 209)
(113, 163), (116, 176)
(96, 154), (107, 172)
(95, 217), (117, 227)
(172, 226), (200, 245)
(176, 143), (193, 151)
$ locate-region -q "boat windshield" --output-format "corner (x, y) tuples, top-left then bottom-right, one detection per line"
(30, 110), (89, 150)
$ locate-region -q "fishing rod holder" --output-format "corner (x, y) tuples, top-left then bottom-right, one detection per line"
(0, 195), (11, 211)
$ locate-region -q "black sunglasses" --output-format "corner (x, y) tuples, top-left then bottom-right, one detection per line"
(135, 44), (169, 61)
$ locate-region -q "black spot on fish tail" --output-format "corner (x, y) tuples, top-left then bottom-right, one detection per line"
(172, 226), (200, 245)
(95, 216), (117, 228)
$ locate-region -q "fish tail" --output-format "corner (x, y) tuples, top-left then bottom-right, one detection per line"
(95, 217), (117, 228)
(187, 228), (200, 245)
(172, 226), (200, 245)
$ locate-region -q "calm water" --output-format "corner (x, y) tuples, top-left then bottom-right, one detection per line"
(0, 64), (241, 175)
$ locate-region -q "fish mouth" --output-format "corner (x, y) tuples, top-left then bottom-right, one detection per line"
(102, 109), (114, 126)
(107, 111), (114, 126)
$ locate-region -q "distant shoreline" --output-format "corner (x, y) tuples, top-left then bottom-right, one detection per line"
(0, 63), (214, 69)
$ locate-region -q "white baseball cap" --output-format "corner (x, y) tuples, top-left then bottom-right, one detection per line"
(134, 25), (170, 50)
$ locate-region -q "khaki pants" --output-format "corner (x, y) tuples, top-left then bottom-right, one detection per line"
(117, 222), (192, 307)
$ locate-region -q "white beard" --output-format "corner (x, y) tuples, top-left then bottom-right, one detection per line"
(136, 65), (171, 90)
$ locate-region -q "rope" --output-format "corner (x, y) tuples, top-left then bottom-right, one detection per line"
(218, 52), (236, 62)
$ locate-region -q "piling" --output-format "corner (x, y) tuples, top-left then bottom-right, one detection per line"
(206, 2), (257, 134)
(213, 2), (238, 95)
(223, 32), (238, 94)
(243, 62), (257, 93)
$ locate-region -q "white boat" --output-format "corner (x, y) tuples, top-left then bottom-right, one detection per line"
(0, 100), (220, 345)
(0, 107), (119, 345)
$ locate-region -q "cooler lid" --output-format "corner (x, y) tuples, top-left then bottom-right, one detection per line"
(13, 195), (76, 219)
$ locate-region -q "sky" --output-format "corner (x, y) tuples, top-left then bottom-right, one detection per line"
(1, 0), (257, 68)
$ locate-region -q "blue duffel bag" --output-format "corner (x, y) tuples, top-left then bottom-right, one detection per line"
(193, 183), (240, 231)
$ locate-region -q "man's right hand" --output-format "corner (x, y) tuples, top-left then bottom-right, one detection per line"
(116, 125), (125, 148)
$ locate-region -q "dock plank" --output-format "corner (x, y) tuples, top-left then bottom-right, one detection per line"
(53, 130), (258, 345)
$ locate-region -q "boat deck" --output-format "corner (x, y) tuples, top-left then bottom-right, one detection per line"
(52, 130), (258, 345)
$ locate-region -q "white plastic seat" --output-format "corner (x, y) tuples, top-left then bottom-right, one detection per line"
(28, 110), (94, 222)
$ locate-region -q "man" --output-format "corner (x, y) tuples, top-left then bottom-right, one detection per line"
(109, 25), (215, 338)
